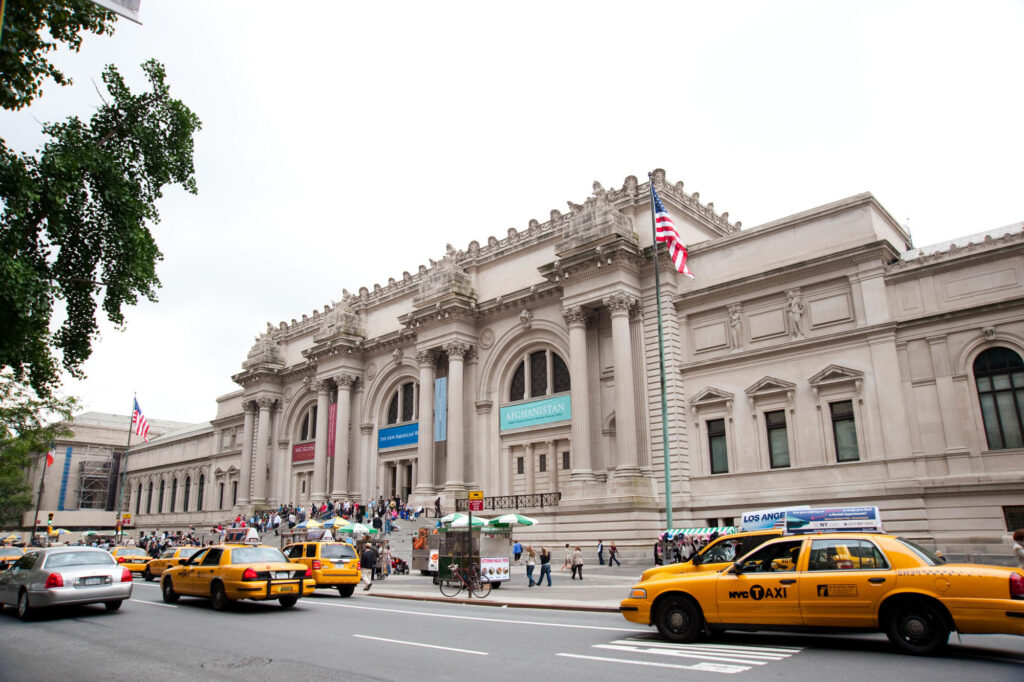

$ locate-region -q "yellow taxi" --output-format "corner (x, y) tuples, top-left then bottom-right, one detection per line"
(143, 546), (202, 581)
(0, 546), (24, 571)
(109, 546), (152, 575)
(620, 532), (1024, 655)
(283, 540), (360, 597)
(160, 543), (315, 610)
(642, 530), (783, 582)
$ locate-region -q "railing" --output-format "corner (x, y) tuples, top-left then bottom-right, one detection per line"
(456, 492), (561, 512)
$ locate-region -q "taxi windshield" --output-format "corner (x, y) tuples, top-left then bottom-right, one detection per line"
(894, 538), (943, 566)
(230, 547), (288, 564)
(321, 544), (356, 560)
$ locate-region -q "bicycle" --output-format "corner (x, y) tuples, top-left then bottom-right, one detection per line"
(438, 562), (491, 598)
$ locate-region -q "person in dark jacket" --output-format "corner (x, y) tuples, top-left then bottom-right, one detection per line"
(360, 544), (378, 591)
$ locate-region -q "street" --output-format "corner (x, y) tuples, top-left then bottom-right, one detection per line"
(1, 579), (1022, 681)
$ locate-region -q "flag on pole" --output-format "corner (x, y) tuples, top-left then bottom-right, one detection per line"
(652, 186), (695, 278)
(132, 398), (150, 442)
(46, 445), (55, 467)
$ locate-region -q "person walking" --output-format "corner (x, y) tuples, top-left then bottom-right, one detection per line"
(608, 541), (621, 567)
(359, 543), (378, 591)
(434, 497), (442, 518)
(571, 546), (583, 580)
(525, 546), (537, 586)
(513, 539), (523, 566)
(538, 546), (553, 586)
(561, 543), (571, 571)
(1013, 529), (1024, 568)
(597, 539), (605, 565)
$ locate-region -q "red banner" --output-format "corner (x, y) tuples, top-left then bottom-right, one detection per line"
(292, 442), (315, 462)
(327, 402), (337, 459)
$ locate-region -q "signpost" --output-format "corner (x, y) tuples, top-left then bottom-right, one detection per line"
(468, 490), (483, 512)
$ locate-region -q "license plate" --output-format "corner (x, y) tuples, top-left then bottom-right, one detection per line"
(275, 585), (295, 593)
(273, 571), (290, 579)
(83, 577), (102, 586)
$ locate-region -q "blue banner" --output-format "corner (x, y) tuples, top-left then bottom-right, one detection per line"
(434, 377), (447, 442)
(500, 394), (572, 431)
(378, 422), (419, 449)
(58, 446), (72, 511)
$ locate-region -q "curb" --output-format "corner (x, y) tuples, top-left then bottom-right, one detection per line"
(364, 591), (620, 613)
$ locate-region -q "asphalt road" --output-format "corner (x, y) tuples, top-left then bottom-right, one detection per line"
(1, 580), (1022, 681)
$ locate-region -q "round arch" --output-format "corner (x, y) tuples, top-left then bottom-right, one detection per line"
(955, 332), (1024, 377)
(477, 319), (570, 403)
(360, 356), (419, 425)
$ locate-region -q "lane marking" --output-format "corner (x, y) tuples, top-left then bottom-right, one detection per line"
(596, 644), (772, 666)
(611, 640), (798, 660)
(619, 637), (802, 654)
(353, 634), (487, 656)
(301, 599), (647, 632)
(557, 653), (748, 674)
(130, 599), (178, 608)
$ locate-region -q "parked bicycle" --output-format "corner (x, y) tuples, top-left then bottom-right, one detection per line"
(438, 561), (491, 598)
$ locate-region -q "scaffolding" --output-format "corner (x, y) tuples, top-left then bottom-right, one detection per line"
(77, 446), (114, 510)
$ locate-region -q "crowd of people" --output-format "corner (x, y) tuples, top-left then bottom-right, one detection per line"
(654, 532), (720, 565)
(510, 538), (622, 586)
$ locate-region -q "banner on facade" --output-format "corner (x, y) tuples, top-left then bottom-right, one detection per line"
(434, 377), (447, 441)
(327, 402), (337, 459)
(378, 422), (418, 449)
(292, 442), (315, 462)
(499, 394), (572, 431)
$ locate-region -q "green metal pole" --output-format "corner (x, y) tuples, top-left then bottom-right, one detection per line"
(116, 396), (135, 545)
(648, 172), (674, 531)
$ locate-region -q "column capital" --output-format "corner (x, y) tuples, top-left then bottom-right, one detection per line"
(313, 379), (331, 393)
(415, 350), (435, 367)
(334, 373), (357, 390)
(561, 306), (588, 328)
(243, 400), (258, 414)
(444, 340), (470, 359)
(256, 397), (276, 410)
(603, 292), (635, 316)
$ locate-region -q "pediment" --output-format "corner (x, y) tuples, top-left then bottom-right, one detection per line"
(689, 387), (735, 406)
(808, 364), (864, 387)
(745, 376), (796, 397)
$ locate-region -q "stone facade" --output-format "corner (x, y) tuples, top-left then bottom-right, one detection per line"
(78, 170), (1023, 563)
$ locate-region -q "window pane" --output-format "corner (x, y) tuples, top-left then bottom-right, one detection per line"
(735, 540), (802, 573)
(979, 393), (1003, 449)
(993, 374), (1012, 390)
(768, 428), (790, 468)
(830, 400), (853, 418)
(1014, 372), (1024, 388)
(708, 419), (728, 474)
(510, 362), (525, 402)
(311, 406), (318, 438)
(562, 452), (570, 470)
(401, 383), (415, 422)
(530, 350), (548, 397)
(516, 457), (524, 475)
(539, 454), (546, 473)
(834, 419), (859, 461)
(387, 394), (399, 425)
(976, 376), (992, 391)
(552, 353), (571, 393)
(995, 391), (1023, 448)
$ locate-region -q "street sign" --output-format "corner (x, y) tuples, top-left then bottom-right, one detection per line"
(468, 500), (484, 511)
(122, 513), (132, 520)
(468, 490), (483, 500)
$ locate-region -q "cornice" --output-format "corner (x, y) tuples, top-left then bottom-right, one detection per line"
(538, 236), (647, 285)
(885, 228), (1024, 281)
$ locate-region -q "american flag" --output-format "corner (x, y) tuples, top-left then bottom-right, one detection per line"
(652, 186), (695, 278)
(132, 398), (150, 442)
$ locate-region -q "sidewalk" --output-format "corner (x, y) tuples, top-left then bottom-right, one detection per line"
(361, 562), (639, 613)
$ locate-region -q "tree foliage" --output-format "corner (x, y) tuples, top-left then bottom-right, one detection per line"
(0, 0), (118, 111)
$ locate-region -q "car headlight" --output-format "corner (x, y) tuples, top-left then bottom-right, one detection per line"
(628, 588), (647, 599)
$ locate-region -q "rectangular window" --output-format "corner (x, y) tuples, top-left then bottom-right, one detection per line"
(231, 481), (238, 506)
(765, 410), (791, 468)
(1004, 505), (1024, 531)
(562, 451), (570, 470)
(538, 454), (546, 472)
(830, 400), (860, 462)
(218, 483), (224, 510)
(707, 418), (728, 474)
(517, 457), (524, 475)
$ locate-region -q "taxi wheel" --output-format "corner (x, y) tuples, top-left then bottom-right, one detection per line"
(143, 567), (154, 582)
(885, 601), (949, 655)
(105, 600), (122, 611)
(279, 596), (298, 608)
(655, 595), (703, 642)
(17, 590), (32, 621)
(338, 585), (355, 598)
(161, 578), (179, 604)
(210, 582), (228, 611)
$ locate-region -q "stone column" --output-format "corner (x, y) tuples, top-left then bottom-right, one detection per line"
(525, 443), (535, 494)
(252, 397), (274, 504)
(332, 374), (355, 498)
(267, 405), (280, 505)
(563, 307), (595, 482)
(415, 351), (436, 493)
(547, 438), (558, 493)
(606, 293), (640, 476)
(360, 423), (374, 502)
(500, 444), (512, 495)
(238, 401), (256, 506)
(443, 341), (468, 492)
(311, 380), (330, 503)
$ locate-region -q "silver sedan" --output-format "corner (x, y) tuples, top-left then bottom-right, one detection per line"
(0, 547), (133, 620)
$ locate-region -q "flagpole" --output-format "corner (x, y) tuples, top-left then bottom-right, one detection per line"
(116, 395), (135, 545)
(28, 443), (50, 547)
(648, 172), (674, 531)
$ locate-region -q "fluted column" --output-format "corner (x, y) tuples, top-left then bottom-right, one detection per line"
(360, 423), (374, 501)
(547, 438), (558, 493)
(238, 401), (256, 506)
(415, 351), (436, 493)
(311, 380), (330, 502)
(606, 293), (640, 475)
(332, 374), (355, 498)
(525, 442), (535, 493)
(252, 397), (274, 504)
(500, 444), (512, 495)
(443, 341), (468, 492)
(563, 307), (595, 482)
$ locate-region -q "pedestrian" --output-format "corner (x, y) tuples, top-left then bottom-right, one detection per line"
(571, 546), (583, 580)
(608, 541), (621, 567)
(538, 546), (552, 586)
(360, 542), (377, 591)
(597, 539), (604, 565)
(561, 542), (571, 571)
(513, 539), (523, 565)
(434, 496), (442, 518)
(1014, 529), (1024, 568)
(525, 546), (537, 586)
(654, 541), (663, 565)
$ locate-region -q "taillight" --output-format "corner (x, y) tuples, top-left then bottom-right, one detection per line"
(311, 560), (321, 570)
(1011, 572), (1024, 600)
(305, 567), (312, 578)
(242, 567), (258, 580)
(116, 557), (126, 563)
(44, 572), (64, 589)
(121, 568), (133, 583)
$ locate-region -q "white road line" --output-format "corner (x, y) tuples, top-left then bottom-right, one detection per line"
(557, 653), (748, 674)
(610, 640), (797, 660)
(130, 599), (178, 608)
(619, 637), (802, 654)
(353, 634), (488, 656)
(596, 644), (772, 666)
(301, 599), (648, 632)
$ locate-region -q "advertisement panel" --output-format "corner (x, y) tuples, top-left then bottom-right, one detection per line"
(434, 377), (447, 441)
(292, 442), (315, 462)
(784, 506), (883, 533)
(499, 394), (571, 431)
(739, 505), (811, 531)
(480, 556), (510, 582)
(378, 422), (419, 449)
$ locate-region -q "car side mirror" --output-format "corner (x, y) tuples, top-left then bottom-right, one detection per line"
(178, 558), (188, 565)
(729, 561), (744, 575)
(691, 553), (702, 566)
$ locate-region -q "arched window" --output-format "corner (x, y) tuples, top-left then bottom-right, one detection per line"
(386, 381), (418, 425)
(299, 404), (318, 441)
(197, 474), (205, 511)
(146, 481), (153, 514)
(974, 347), (1024, 449)
(183, 476), (191, 511)
(169, 478), (177, 512)
(509, 349), (570, 402)
(158, 480), (165, 513)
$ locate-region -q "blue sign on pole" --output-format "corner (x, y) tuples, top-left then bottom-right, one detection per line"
(57, 446), (72, 511)
(500, 394), (572, 431)
(377, 422), (419, 449)
(434, 377), (447, 442)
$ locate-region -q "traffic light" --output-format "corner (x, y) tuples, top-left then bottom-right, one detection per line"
(47, 512), (54, 527)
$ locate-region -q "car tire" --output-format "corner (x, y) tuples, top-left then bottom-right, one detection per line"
(210, 582), (228, 611)
(655, 594), (703, 642)
(338, 585), (355, 598)
(105, 600), (123, 611)
(885, 600), (949, 656)
(17, 590), (32, 621)
(143, 567), (154, 582)
(279, 596), (298, 608)
(161, 578), (179, 604)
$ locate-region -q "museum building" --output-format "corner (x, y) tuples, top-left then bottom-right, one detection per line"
(37, 170), (1023, 562)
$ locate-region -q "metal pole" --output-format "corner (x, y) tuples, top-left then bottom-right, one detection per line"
(28, 448), (49, 546)
(116, 396), (135, 545)
(648, 172), (674, 530)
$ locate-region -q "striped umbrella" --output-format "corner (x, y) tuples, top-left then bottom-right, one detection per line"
(449, 515), (489, 528)
(659, 527), (736, 541)
(323, 517), (351, 528)
(336, 523), (378, 535)
(295, 519), (323, 529)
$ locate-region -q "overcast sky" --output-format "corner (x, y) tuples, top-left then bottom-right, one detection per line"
(3, 1), (1022, 424)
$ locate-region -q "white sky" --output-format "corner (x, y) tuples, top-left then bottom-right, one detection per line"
(3, 0), (1022, 424)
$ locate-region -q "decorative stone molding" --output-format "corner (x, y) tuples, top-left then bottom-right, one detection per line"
(444, 340), (470, 359)
(365, 362), (377, 380)
(519, 308), (533, 329)
(561, 306), (587, 328)
(392, 347), (403, 364)
(359, 423), (375, 435)
(604, 293), (635, 315)
(728, 303), (743, 349)
(313, 379), (330, 393)
(415, 350), (435, 367)
(334, 374), (357, 390)
(785, 289), (805, 339)
(479, 328), (495, 350)
(983, 326), (996, 340)
(808, 365), (865, 406)
(256, 397), (276, 410)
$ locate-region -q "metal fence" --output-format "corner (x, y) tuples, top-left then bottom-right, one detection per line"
(455, 492), (561, 512)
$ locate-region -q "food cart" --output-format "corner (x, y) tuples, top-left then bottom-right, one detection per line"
(411, 526), (440, 575)
(436, 524), (511, 587)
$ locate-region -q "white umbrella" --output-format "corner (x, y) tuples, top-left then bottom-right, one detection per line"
(439, 512), (466, 524)
(487, 513), (537, 527)
(450, 515), (489, 528)
(337, 523), (378, 535)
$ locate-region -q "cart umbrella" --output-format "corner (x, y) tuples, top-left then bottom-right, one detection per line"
(449, 515), (489, 528)
(337, 523), (378, 535)
(486, 513), (537, 527)
(296, 519), (323, 529)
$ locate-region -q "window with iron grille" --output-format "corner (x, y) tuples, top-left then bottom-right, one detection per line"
(974, 347), (1024, 450)
(1004, 505), (1024, 531)
(830, 400), (859, 462)
(517, 457), (524, 475)
(562, 451), (570, 470)
(539, 454), (546, 473)
(708, 418), (728, 474)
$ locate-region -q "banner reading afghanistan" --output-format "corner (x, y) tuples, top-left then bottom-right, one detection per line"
(499, 394), (571, 431)
(378, 422), (419, 449)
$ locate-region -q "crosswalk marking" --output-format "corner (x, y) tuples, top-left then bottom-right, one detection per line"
(559, 638), (802, 675)
(557, 653), (748, 674)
